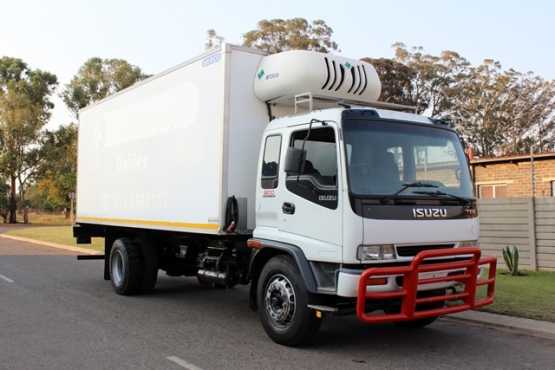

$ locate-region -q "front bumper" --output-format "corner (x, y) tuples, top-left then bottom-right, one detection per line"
(352, 247), (496, 323)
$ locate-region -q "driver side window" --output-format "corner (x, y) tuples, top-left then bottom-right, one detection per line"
(286, 127), (338, 209)
(261, 135), (282, 189)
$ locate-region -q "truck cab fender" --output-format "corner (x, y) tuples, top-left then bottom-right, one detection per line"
(247, 238), (318, 310)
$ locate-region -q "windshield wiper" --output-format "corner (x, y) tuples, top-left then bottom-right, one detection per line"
(393, 182), (438, 196)
(412, 190), (472, 203)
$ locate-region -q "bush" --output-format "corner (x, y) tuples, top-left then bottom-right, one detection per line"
(502, 245), (520, 276)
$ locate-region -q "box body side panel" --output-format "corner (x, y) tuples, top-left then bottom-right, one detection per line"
(76, 50), (227, 233)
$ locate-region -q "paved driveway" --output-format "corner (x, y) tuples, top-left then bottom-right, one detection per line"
(1, 237), (554, 370)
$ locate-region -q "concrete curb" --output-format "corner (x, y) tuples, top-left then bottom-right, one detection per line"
(0, 234), (101, 255)
(445, 310), (555, 340)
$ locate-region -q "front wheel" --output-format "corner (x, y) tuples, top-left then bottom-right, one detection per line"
(395, 294), (443, 328)
(257, 255), (322, 346)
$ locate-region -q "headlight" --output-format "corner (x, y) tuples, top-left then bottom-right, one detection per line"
(357, 244), (396, 261)
(456, 240), (480, 247)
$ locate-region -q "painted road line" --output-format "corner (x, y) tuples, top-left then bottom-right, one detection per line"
(166, 356), (204, 370)
(0, 273), (15, 283)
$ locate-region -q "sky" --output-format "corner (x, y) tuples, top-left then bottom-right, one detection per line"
(1, 0), (553, 128)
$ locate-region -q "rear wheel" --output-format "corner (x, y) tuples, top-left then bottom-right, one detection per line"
(109, 238), (144, 295)
(138, 237), (158, 291)
(257, 255), (322, 346)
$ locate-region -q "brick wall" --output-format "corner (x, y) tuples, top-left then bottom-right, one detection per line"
(473, 158), (555, 198)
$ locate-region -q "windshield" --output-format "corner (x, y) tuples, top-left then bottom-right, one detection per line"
(342, 118), (474, 199)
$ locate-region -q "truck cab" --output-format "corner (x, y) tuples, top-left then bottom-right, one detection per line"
(249, 104), (495, 345)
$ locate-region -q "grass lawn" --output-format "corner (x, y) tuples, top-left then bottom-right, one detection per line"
(479, 270), (555, 322)
(15, 212), (72, 226)
(5, 226), (104, 253)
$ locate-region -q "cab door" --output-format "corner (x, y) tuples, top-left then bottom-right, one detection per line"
(277, 124), (342, 262)
(255, 134), (284, 239)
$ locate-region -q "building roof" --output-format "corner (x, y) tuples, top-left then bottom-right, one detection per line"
(471, 151), (555, 165)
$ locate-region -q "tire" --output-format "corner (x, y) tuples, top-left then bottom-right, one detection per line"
(257, 255), (322, 346)
(109, 238), (144, 295)
(395, 291), (444, 329)
(139, 238), (158, 291)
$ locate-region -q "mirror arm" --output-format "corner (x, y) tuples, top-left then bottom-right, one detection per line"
(297, 118), (319, 182)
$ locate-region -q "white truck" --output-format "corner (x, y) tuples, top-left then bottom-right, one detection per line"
(74, 44), (496, 346)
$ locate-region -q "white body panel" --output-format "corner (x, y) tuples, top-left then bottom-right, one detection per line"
(76, 45), (266, 233)
(254, 113), (343, 263)
(254, 50), (381, 104)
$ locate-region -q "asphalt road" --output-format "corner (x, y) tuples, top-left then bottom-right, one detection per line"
(1, 237), (554, 370)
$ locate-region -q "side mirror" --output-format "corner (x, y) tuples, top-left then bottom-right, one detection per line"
(284, 147), (306, 174)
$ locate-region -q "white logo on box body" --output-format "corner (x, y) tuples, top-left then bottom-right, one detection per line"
(202, 53), (221, 67)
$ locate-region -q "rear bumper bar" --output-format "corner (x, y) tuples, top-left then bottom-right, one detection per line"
(356, 247), (496, 324)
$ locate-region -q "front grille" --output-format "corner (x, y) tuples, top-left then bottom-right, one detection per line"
(396, 244), (455, 257)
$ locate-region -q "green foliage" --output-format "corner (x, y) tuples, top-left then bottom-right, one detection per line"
(367, 43), (555, 156)
(479, 270), (555, 322)
(31, 123), (78, 210)
(0, 57), (58, 223)
(242, 18), (339, 54)
(389, 43), (471, 117)
(0, 179), (8, 222)
(61, 58), (149, 118)
(502, 245), (520, 276)
(361, 57), (416, 106)
(450, 61), (555, 155)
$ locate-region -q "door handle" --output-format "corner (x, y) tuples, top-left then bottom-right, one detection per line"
(282, 202), (296, 215)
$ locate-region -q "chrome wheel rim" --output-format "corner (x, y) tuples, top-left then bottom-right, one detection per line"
(264, 274), (296, 329)
(111, 250), (125, 286)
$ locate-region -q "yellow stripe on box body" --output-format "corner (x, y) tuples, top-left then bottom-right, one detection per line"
(77, 216), (220, 232)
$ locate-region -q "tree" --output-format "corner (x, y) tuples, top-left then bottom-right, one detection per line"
(381, 43), (554, 156)
(449, 60), (555, 156)
(62, 58), (149, 118)
(242, 18), (339, 54)
(392, 43), (470, 117)
(0, 57), (57, 223)
(0, 179), (7, 223)
(34, 123), (78, 216)
(361, 57), (416, 106)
